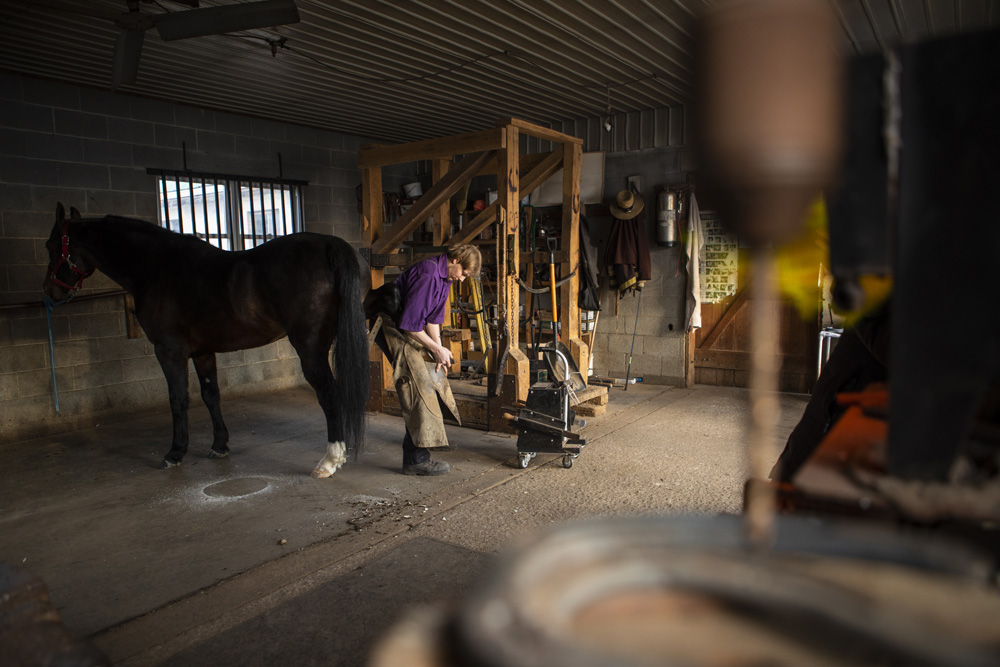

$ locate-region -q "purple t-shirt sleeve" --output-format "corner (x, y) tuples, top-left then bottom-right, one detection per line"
(395, 256), (449, 331)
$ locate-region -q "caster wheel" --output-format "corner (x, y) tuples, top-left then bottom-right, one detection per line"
(562, 455), (574, 469)
(530, 452), (537, 459)
(518, 453), (531, 469)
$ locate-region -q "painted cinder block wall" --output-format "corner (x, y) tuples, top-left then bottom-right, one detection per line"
(1, 71), (692, 443)
(588, 146), (696, 386)
(0, 72), (415, 442)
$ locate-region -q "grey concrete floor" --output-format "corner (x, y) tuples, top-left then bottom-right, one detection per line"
(1, 382), (809, 666)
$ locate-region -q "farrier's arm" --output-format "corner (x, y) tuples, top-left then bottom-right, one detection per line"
(407, 323), (453, 371)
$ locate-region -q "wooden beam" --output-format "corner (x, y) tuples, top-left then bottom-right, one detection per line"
(497, 117), (584, 145)
(358, 128), (505, 168)
(371, 150), (495, 255)
(475, 150), (552, 178)
(521, 150), (565, 195)
(698, 282), (750, 350)
(431, 158), (451, 246)
(559, 140), (587, 379)
(366, 249), (569, 267)
(361, 165), (392, 405)
(448, 150), (563, 247)
(685, 329), (697, 388)
(448, 206), (495, 248)
(695, 349), (814, 376)
(497, 123), (530, 401)
(432, 158), (452, 326)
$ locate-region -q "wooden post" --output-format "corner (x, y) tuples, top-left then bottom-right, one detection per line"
(361, 163), (391, 409)
(433, 158), (453, 327)
(497, 122), (530, 401)
(686, 328), (697, 387)
(560, 140), (588, 382)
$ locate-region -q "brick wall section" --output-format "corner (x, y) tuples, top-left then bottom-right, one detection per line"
(0, 73), (416, 442)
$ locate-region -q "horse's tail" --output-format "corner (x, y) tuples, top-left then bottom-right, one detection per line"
(330, 242), (370, 458)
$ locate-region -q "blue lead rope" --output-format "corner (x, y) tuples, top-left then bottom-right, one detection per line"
(44, 297), (64, 415)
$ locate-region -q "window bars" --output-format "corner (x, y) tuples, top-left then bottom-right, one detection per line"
(148, 168), (307, 250)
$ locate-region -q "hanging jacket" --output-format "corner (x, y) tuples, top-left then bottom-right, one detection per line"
(603, 208), (652, 295)
(578, 215), (602, 311)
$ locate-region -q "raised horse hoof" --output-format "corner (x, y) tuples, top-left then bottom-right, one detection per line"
(160, 458), (181, 469)
(208, 449), (229, 459)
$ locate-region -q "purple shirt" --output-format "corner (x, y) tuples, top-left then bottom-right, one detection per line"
(394, 254), (450, 332)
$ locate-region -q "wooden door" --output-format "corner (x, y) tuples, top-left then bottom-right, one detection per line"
(693, 273), (819, 394)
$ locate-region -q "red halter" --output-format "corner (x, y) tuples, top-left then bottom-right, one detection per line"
(47, 220), (94, 297)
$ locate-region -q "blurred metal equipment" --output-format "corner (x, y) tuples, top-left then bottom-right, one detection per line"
(821, 26), (1000, 483)
(371, 515), (1000, 667)
(697, 0), (843, 544)
(825, 53), (892, 313)
(697, 0), (842, 246)
(886, 28), (1000, 481)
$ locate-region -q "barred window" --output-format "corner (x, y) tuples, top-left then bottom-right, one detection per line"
(149, 169), (306, 250)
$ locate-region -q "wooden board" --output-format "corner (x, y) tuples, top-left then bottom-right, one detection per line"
(694, 272), (818, 394)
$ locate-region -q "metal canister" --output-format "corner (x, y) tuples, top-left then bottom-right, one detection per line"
(657, 188), (677, 247)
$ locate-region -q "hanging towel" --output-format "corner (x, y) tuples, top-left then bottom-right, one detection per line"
(684, 193), (704, 331)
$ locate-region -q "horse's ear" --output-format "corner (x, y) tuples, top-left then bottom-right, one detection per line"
(56, 203), (65, 221)
(70, 207), (81, 220)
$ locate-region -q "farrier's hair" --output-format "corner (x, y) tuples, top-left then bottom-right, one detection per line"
(447, 244), (482, 277)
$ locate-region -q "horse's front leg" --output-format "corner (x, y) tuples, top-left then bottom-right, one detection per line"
(292, 341), (345, 478)
(192, 352), (230, 459)
(154, 346), (191, 468)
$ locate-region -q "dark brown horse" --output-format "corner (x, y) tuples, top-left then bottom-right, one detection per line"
(43, 204), (368, 477)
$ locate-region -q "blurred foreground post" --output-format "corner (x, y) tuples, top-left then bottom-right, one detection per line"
(697, 0), (843, 546)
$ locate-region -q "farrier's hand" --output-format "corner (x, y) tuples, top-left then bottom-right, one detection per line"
(433, 343), (454, 372)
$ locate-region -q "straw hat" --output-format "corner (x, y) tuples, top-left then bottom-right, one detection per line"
(610, 189), (645, 219)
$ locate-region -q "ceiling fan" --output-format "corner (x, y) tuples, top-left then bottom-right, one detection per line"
(32, 0), (301, 89)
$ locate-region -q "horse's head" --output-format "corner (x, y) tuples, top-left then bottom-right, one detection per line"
(43, 203), (95, 302)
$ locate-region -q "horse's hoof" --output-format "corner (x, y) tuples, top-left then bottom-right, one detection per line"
(312, 441), (346, 479)
(160, 458), (181, 469)
(208, 449), (229, 459)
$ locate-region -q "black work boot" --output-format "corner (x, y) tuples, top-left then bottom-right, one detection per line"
(402, 460), (450, 476)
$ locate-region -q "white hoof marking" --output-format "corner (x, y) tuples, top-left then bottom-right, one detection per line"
(312, 441), (346, 478)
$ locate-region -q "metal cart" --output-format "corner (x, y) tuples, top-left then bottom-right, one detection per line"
(510, 345), (587, 469)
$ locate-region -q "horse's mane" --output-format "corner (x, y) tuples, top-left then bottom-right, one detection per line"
(97, 215), (220, 251)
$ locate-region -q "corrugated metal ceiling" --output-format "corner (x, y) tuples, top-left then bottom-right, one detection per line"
(1, 1), (997, 145)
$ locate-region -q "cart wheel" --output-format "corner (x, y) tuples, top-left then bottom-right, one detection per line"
(529, 452), (537, 459)
(562, 455), (574, 469)
(518, 453), (531, 469)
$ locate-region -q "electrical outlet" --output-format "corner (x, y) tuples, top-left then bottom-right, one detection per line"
(627, 175), (642, 193)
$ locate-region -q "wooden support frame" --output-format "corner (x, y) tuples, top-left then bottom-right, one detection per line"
(358, 118), (587, 423)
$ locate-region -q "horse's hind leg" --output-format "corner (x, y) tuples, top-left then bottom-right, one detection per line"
(193, 352), (230, 459)
(292, 340), (345, 478)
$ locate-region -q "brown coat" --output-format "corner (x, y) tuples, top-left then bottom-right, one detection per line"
(603, 210), (652, 293)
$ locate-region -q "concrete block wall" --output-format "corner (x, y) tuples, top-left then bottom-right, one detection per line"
(588, 146), (695, 386)
(0, 72), (415, 442)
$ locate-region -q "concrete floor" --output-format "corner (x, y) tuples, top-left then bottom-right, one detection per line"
(1, 383), (810, 666)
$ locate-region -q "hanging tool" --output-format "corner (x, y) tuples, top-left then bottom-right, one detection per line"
(546, 236), (559, 343)
(624, 289), (641, 390)
(468, 276), (491, 373)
